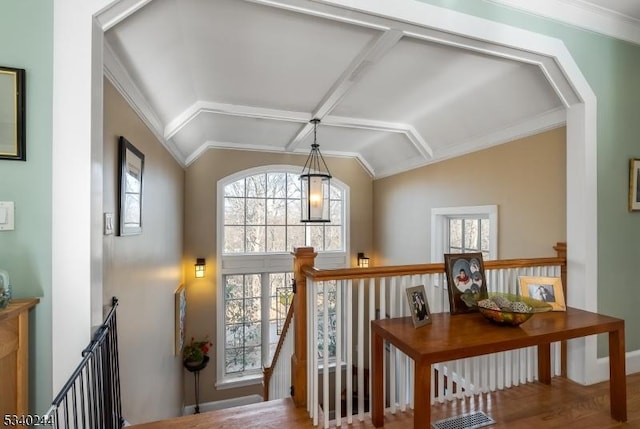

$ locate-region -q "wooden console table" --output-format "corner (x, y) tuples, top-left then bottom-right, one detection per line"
(0, 298), (39, 416)
(371, 307), (626, 429)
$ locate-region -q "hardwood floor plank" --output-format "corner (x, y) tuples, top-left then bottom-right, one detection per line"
(128, 373), (640, 428)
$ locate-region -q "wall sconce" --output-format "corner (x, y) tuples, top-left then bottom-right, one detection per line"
(194, 258), (206, 278)
(357, 252), (370, 268)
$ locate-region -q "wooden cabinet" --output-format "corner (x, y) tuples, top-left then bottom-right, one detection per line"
(0, 298), (39, 415)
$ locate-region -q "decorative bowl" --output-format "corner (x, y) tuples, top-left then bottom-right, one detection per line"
(477, 293), (551, 327)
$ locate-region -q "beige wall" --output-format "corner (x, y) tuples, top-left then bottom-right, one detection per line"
(373, 127), (567, 265)
(102, 80), (185, 423)
(183, 149), (373, 404)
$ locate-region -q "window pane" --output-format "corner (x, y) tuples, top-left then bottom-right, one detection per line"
(330, 185), (341, 200)
(287, 226), (305, 250)
(266, 226), (286, 252)
(246, 198), (266, 225)
(225, 300), (243, 323)
(225, 180), (245, 197)
(245, 226), (265, 252)
(325, 226), (342, 251)
(287, 173), (301, 198)
(267, 173), (287, 198)
(244, 323), (261, 345)
(224, 226), (245, 253)
(225, 348), (245, 374)
(224, 197), (245, 225)
(309, 225), (324, 250)
(449, 219), (462, 249)
(246, 174), (266, 197)
(246, 274), (261, 297)
(464, 219), (479, 250)
(225, 275), (244, 299)
(329, 200), (342, 224)
(287, 199), (302, 224)
(481, 218), (490, 251)
(225, 325), (244, 347)
(244, 346), (262, 371)
(267, 198), (286, 225)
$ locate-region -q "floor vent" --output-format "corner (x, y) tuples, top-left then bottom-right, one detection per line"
(432, 411), (495, 429)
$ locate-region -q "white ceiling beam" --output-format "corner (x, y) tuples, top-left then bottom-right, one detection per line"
(284, 28), (404, 152)
(164, 101), (310, 140)
(324, 115), (433, 159)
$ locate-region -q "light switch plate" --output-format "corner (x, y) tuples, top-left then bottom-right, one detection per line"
(0, 201), (15, 231)
(104, 212), (114, 235)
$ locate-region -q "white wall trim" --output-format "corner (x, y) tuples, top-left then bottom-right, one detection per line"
(487, 0), (640, 47)
(430, 205), (499, 262)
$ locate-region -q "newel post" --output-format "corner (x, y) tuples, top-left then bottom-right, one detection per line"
(291, 247), (317, 408)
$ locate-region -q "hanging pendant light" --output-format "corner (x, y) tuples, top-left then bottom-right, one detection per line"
(300, 118), (332, 223)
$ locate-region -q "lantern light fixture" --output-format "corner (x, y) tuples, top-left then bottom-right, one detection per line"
(357, 252), (370, 268)
(300, 118), (332, 223)
(194, 258), (206, 278)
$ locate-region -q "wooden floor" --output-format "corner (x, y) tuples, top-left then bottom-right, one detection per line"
(129, 373), (640, 428)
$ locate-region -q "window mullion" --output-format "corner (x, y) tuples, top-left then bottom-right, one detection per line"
(261, 272), (269, 367)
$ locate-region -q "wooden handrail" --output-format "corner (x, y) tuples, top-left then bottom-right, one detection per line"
(302, 256), (566, 281)
(262, 300), (295, 401)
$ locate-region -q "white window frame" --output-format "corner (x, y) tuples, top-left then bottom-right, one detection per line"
(430, 205), (498, 262)
(215, 165), (349, 388)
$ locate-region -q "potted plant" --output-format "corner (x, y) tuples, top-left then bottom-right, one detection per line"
(183, 336), (212, 368)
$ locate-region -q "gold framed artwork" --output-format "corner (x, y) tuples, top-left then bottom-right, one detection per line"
(405, 285), (431, 328)
(518, 276), (566, 311)
(0, 66), (26, 161)
(175, 284), (186, 355)
(629, 158), (640, 211)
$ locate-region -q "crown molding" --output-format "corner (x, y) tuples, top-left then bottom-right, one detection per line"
(487, 0), (640, 46)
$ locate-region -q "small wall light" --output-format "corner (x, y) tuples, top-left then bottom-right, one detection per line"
(357, 252), (370, 268)
(194, 258), (206, 278)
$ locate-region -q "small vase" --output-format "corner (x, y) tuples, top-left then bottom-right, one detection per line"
(184, 358), (204, 368)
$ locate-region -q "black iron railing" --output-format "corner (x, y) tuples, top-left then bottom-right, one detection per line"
(46, 297), (124, 429)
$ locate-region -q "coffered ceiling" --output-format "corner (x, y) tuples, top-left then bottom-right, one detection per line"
(103, 0), (635, 178)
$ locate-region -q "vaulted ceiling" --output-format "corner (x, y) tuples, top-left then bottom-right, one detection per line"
(103, 0), (640, 179)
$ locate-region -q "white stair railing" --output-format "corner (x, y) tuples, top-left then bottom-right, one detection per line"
(303, 253), (565, 428)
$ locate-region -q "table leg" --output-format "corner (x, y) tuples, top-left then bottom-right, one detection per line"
(609, 325), (627, 422)
(537, 343), (551, 385)
(372, 330), (384, 427)
(413, 362), (431, 429)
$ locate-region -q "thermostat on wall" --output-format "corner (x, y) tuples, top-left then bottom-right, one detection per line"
(0, 201), (15, 231)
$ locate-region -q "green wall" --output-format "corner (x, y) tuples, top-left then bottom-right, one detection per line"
(0, 0), (53, 414)
(417, 0), (640, 355)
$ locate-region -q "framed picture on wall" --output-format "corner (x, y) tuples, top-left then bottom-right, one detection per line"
(629, 158), (640, 211)
(118, 136), (144, 235)
(444, 252), (488, 314)
(0, 66), (26, 161)
(175, 284), (186, 355)
(405, 285), (431, 328)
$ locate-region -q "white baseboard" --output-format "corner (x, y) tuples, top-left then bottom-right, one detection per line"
(182, 394), (263, 415)
(592, 349), (640, 383)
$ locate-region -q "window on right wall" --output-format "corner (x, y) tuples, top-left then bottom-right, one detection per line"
(431, 205), (498, 262)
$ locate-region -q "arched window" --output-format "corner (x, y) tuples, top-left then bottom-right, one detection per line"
(216, 165), (348, 387)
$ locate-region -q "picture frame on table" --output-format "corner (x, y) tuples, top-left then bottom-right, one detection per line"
(0, 66), (26, 161)
(118, 136), (145, 236)
(518, 276), (566, 311)
(405, 285), (431, 328)
(629, 158), (640, 211)
(444, 252), (488, 314)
